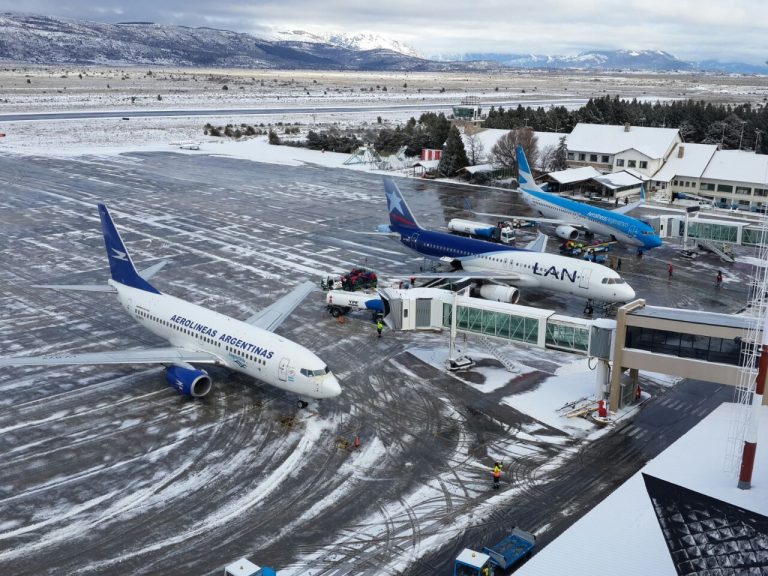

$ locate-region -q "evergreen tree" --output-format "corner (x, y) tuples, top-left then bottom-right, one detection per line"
(438, 125), (470, 176)
(552, 135), (568, 170)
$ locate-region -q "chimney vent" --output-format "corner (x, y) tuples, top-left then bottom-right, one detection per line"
(624, 123), (630, 132)
(678, 146), (685, 158)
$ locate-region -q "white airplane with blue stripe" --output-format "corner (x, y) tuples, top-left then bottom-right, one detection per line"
(382, 178), (636, 304)
(476, 145), (662, 251)
(0, 205), (341, 407)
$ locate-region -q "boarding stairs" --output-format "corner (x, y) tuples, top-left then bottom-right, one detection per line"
(477, 334), (519, 373)
(697, 239), (735, 263)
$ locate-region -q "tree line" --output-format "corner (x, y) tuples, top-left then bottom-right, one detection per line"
(483, 95), (768, 154)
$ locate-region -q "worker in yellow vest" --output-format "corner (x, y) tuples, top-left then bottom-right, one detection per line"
(492, 461), (502, 490)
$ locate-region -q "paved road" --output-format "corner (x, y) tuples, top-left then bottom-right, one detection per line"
(0, 152), (749, 575)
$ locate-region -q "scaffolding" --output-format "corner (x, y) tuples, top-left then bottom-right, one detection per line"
(724, 216), (768, 474)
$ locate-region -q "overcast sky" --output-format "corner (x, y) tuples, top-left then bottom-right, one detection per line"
(5, 1), (768, 64)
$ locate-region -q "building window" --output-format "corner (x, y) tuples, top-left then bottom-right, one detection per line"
(754, 188), (768, 197)
(717, 184), (733, 193)
(616, 159), (625, 167)
(627, 160), (637, 168)
(701, 183), (715, 191)
(567, 152), (574, 160)
(590, 154), (598, 162)
(691, 182), (697, 188)
(579, 153), (586, 161)
(639, 161), (648, 169)
(736, 186), (751, 195)
(673, 180), (678, 186)
(601, 155), (609, 163)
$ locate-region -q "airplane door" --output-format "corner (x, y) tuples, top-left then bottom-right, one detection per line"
(278, 357), (289, 381)
(579, 268), (592, 289)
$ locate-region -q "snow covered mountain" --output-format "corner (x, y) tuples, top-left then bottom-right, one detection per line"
(0, 13), (439, 70)
(450, 49), (695, 71)
(268, 29), (419, 58)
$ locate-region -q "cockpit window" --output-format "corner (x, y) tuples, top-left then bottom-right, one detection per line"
(300, 366), (330, 377)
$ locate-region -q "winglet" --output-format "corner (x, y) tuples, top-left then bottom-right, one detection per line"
(525, 232), (548, 253)
(516, 145), (543, 193)
(639, 184), (646, 202)
(98, 204), (160, 294)
(384, 177), (422, 231)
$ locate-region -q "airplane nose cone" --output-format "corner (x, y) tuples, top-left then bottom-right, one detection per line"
(623, 284), (637, 301)
(647, 236), (663, 249)
(323, 375), (342, 398)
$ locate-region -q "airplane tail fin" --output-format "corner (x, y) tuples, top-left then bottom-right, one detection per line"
(384, 177), (422, 230)
(98, 204), (160, 294)
(516, 145), (544, 193)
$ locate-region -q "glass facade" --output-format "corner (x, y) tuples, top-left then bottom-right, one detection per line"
(688, 221), (739, 243)
(443, 304), (539, 345)
(545, 322), (590, 352)
(625, 326), (742, 365)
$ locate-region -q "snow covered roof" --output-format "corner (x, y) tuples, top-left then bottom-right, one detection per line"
(546, 166), (602, 184)
(460, 163), (495, 174)
(534, 131), (565, 152)
(567, 123), (680, 159)
(702, 150), (768, 186)
(592, 170), (644, 189)
(652, 143), (718, 182)
(515, 404), (768, 576)
(411, 159), (440, 169)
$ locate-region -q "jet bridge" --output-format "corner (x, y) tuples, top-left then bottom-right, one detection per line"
(378, 288), (614, 359)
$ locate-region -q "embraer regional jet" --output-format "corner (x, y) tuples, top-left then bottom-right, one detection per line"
(382, 177), (636, 304)
(0, 205), (341, 407)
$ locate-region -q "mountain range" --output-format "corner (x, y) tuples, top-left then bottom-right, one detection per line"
(0, 13), (763, 74)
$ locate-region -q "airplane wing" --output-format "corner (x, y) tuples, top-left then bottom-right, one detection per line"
(0, 347), (221, 368)
(612, 200), (643, 215)
(472, 209), (589, 231)
(244, 280), (316, 332)
(32, 283), (117, 292)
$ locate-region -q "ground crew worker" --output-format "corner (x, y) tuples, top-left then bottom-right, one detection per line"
(492, 461), (502, 489)
(481, 563), (490, 576)
(668, 263), (673, 278)
(376, 318), (383, 338)
(716, 270), (723, 287)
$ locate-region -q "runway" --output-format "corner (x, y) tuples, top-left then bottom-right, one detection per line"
(0, 152), (746, 574)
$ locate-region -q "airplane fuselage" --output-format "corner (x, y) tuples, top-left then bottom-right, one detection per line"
(112, 281), (340, 399)
(521, 189), (661, 250)
(397, 227), (635, 303)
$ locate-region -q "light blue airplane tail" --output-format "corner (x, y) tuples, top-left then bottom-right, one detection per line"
(516, 145), (544, 193)
(384, 177), (422, 231)
(98, 204), (160, 294)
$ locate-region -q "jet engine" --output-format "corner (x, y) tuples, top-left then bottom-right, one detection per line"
(478, 284), (520, 304)
(164, 364), (213, 397)
(555, 225), (580, 241)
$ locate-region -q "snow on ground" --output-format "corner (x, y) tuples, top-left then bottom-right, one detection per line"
(516, 404), (768, 576)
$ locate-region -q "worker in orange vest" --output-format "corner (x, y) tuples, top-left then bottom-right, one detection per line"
(492, 461), (502, 490)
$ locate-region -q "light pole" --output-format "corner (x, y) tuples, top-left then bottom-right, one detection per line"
(739, 121), (747, 150)
(756, 129), (762, 154)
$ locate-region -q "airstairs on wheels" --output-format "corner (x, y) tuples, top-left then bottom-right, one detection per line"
(477, 334), (519, 374)
(697, 239), (735, 263)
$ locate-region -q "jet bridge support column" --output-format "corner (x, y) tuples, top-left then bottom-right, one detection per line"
(609, 299), (646, 412)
